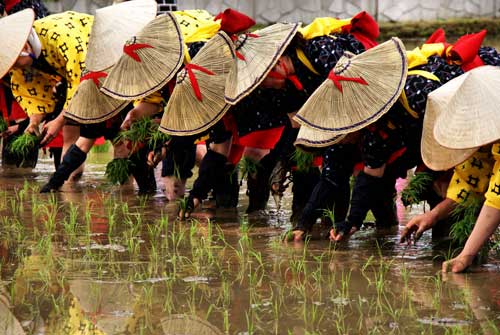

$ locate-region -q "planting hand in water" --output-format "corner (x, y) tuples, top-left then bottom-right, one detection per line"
(443, 205), (500, 273)
(329, 221), (358, 241)
(400, 198), (457, 243)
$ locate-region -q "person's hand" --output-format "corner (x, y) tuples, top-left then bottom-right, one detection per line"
(40, 116), (65, 146)
(147, 146), (167, 168)
(1, 124), (19, 138)
(400, 212), (436, 244)
(329, 225), (358, 242)
(120, 109), (139, 130)
(442, 254), (475, 273)
(25, 122), (41, 136)
(178, 197), (200, 220)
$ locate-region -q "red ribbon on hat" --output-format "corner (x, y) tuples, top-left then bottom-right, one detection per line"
(184, 63), (215, 101)
(80, 71), (107, 86)
(267, 58), (304, 91)
(328, 70), (368, 93)
(123, 43), (154, 62)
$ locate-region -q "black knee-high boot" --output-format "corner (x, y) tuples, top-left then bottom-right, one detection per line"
(246, 153), (276, 213)
(215, 164), (239, 208)
(335, 171), (385, 234)
(40, 144), (87, 193)
(291, 168), (320, 224)
(189, 150), (227, 203)
(130, 146), (156, 195)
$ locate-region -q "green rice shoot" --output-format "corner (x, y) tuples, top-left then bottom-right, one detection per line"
(239, 156), (260, 180)
(400, 172), (434, 207)
(105, 158), (133, 185)
(291, 148), (314, 173)
(450, 196), (483, 245)
(8, 133), (39, 158)
(0, 117), (8, 133)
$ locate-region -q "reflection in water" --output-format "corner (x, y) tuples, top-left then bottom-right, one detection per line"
(0, 150), (499, 334)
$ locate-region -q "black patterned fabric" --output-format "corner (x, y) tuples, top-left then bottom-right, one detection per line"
(2, 0), (49, 18)
(403, 56), (463, 118)
(478, 46), (500, 67)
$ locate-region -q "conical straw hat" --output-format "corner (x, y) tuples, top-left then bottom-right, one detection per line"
(421, 71), (478, 171)
(0, 9), (34, 78)
(224, 22), (300, 105)
(101, 13), (185, 100)
(65, 68), (129, 124)
(85, 0), (157, 72)
(433, 65), (500, 150)
(294, 125), (345, 149)
(161, 314), (223, 335)
(294, 37), (408, 135)
(160, 32), (235, 136)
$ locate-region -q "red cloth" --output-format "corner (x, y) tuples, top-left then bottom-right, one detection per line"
(450, 30), (487, 66)
(237, 126), (285, 149)
(44, 130), (63, 148)
(343, 11), (379, 50)
(227, 143), (244, 166)
(215, 8), (255, 35)
(5, 0), (21, 12)
(94, 136), (105, 146)
(426, 28), (446, 44)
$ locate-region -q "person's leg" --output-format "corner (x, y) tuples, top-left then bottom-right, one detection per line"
(62, 124), (83, 181)
(244, 147), (274, 213)
(161, 136), (196, 201)
(40, 136), (95, 193)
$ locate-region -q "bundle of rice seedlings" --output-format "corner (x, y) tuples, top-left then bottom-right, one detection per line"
(8, 133), (39, 158)
(239, 156), (260, 180)
(91, 140), (111, 153)
(105, 158), (133, 185)
(450, 196), (483, 245)
(115, 117), (170, 152)
(400, 172), (434, 207)
(0, 118), (8, 133)
(291, 148), (314, 173)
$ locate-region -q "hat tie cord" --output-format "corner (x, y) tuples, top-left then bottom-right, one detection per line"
(123, 40), (154, 62)
(184, 64), (215, 101)
(80, 71), (107, 86)
(328, 71), (368, 93)
(268, 58), (304, 91)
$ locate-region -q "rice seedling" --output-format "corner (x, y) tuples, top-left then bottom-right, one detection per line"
(8, 133), (39, 159)
(291, 148), (315, 173)
(400, 171), (434, 207)
(239, 156), (260, 180)
(0, 117), (8, 133)
(105, 158), (133, 185)
(449, 196), (483, 246)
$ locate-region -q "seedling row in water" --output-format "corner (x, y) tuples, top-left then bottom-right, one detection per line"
(0, 181), (499, 334)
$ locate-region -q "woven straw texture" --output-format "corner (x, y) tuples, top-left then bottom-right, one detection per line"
(294, 125), (345, 148)
(294, 37), (408, 135)
(85, 0), (157, 72)
(160, 32), (235, 136)
(65, 69), (129, 124)
(433, 65), (500, 150)
(421, 71), (478, 171)
(224, 22), (299, 105)
(101, 13), (184, 100)
(0, 9), (34, 78)
(161, 314), (223, 335)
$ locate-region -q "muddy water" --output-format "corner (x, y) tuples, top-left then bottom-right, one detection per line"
(0, 152), (499, 335)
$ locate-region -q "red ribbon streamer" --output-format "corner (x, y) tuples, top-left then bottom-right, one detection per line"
(184, 63), (215, 101)
(80, 71), (108, 86)
(267, 70), (304, 91)
(123, 43), (154, 62)
(328, 71), (368, 93)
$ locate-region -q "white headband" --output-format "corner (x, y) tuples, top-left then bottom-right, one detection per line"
(27, 28), (41, 58)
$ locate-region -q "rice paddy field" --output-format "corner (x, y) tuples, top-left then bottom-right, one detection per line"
(1, 38), (500, 335)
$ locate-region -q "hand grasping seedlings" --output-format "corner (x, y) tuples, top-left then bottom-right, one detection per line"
(8, 133), (39, 160)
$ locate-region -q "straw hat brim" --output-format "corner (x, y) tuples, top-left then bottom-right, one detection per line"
(101, 13), (185, 100)
(0, 9), (35, 78)
(161, 314), (223, 335)
(421, 71), (478, 170)
(65, 69), (129, 124)
(294, 37), (408, 135)
(85, 0), (157, 72)
(224, 22), (300, 105)
(294, 125), (345, 149)
(159, 32), (235, 136)
(433, 65), (500, 150)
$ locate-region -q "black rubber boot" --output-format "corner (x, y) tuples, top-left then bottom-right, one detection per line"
(290, 168), (320, 224)
(336, 171), (385, 234)
(40, 144), (87, 193)
(371, 176), (398, 228)
(190, 150), (228, 201)
(130, 146), (156, 195)
(246, 154), (275, 213)
(215, 164), (239, 208)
